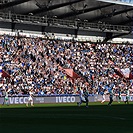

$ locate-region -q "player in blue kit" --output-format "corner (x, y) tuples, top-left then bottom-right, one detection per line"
(77, 87), (89, 108)
(108, 89), (114, 106)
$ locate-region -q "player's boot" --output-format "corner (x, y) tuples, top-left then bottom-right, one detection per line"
(77, 102), (81, 107)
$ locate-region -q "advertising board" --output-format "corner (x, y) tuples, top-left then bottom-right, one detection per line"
(0, 95), (133, 104)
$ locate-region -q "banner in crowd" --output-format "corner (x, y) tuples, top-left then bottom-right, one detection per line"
(58, 66), (81, 83)
(64, 69), (80, 79)
(129, 68), (133, 79)
(0, 95), (133, 104)
(108, 60), (133, 79)
(0, 66), (10, 78)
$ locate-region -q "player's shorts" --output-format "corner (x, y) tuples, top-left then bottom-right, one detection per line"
(103, 95), (105, 100)
(81, 96), (86, 102)
(123, 96), (127, 101)
(5, 97), (8, 101)
(126, 96), (129, 100)
(28, 96), (33, 101)
(118, 96), (121, 99)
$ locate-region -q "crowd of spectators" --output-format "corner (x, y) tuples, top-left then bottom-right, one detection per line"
(0, 34), (133, 96)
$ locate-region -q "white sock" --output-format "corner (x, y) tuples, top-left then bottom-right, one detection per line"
(31, 101), (34, 106)
(26, 102), (28, 106)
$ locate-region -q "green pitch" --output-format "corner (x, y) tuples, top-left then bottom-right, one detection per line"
(0, 102), (133, 133)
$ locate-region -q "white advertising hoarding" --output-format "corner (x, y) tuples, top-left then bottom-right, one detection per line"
(0, 95), (133, 104)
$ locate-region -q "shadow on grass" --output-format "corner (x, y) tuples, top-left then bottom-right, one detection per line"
(0, 103), (133, 133)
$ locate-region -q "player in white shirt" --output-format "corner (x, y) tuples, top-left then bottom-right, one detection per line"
(26, 89), (34, 107)
(101, 89), (107, 104)
(124, 89), (130, 104)
(2, 88), (11, 105)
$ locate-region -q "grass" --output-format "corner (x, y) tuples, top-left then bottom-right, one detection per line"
(0, 102), (133, 133)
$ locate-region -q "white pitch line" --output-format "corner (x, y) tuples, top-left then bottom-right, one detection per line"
(93, 115), (126, 120)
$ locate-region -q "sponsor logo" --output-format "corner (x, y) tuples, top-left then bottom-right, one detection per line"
(56, 96), (75, 103)
(9, 97), (28, 104)
(35, 97), (45, 103)
(129, 96), (133, 101)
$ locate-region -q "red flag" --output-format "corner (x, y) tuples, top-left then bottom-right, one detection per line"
(129, 69), (133, 79)
(64, 69), (80, 78)
(108, 60), (114, 65)
(2, 70), (10, 78)
(114, 67), (124, 78)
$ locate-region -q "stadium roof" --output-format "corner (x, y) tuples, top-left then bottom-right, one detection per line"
(0, 0), (132, 26)
(0, 0), (133, 40)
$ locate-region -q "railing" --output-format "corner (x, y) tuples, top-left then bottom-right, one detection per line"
(0, 12), (132, 34)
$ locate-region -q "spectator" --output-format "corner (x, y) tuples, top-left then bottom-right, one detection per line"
(0, 34), (132, 96)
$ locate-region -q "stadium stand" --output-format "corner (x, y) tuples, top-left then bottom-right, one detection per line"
(0, 34), (132, 96)
(0, 0), (133, 97)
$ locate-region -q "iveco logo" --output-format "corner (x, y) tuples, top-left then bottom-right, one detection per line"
(56, 96), (75, 103)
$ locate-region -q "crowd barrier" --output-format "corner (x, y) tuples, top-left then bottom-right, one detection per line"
(0, 95), (133, 104)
